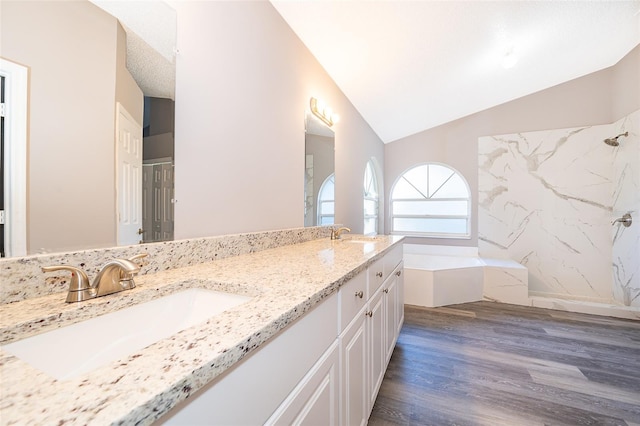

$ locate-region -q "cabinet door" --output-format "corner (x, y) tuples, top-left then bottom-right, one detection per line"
(368, 258), (385, 296)
(341, 308), (368, 426)
(367, 287), (385, 410)
(266, 342), (340, 426)
(339, 271), (368, 333)
(396, 264), (405, 335)
(383, 272), (398, 364)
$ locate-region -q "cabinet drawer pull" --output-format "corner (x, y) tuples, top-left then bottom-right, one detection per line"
(396, 270), (402, 277)
(355, 291), (364, 299)
(376, 271), (383, 278)
(365, 311), (373, 317)
(383, 288), (389, 294)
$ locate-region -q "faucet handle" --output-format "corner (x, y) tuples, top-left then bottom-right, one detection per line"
(119, 254), (147, 290)
(127, 253), (148, 264)
(42, 265), (94, 303)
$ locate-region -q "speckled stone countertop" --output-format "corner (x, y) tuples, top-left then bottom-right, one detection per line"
(0, 235), (403, 425)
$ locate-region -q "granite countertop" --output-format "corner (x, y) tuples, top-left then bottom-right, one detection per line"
(0, 235), (403, 425)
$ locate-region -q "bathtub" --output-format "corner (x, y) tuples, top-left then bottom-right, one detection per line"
(403, 244), (529, 308)
(404, 250), (485, 308)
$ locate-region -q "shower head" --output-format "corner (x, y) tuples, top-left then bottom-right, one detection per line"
(604, 131), (629, 147)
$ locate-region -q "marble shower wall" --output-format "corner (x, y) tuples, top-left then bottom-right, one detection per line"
(479, 110), (640, 305)
(611, 110), (640, 307)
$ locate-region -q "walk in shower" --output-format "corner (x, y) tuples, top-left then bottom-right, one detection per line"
(478, 109), (639, 316)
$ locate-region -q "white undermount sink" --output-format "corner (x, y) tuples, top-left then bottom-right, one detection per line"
(2, 288), (251, 380)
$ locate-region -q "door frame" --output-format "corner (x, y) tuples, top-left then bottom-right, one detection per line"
(0, 58), (28, 257)
(115, 102), (143, 246)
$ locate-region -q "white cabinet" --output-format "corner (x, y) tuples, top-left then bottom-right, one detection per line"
(368, 257), (384, 296)
(161, 293), (338, 425)
(163, 243), (404, 426)
(340, 245), (404, 426)
(266, 341), (340, 425)
(340, 304), (368, 426)
(383, 262), (404, 363)
(339, 272), (368, 332)
(367, 285), (385, 411)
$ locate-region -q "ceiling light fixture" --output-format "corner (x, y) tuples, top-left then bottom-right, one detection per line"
(502, 47), (518, 69)
(310, 97), (336, 127)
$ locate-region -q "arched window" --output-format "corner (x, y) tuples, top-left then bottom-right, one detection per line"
(363, 161), (379, 235)
(390, 163), (470, 238)
(317, 173), (335, 225)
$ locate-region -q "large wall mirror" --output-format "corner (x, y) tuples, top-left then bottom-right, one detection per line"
(304, 112), (335, 227)
(0, 0), (176, 257)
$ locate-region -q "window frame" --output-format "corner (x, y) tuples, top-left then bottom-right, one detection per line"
(363, 160), (379, 236)
(317, 173), (335, 226)
(390, 163), (471, 239)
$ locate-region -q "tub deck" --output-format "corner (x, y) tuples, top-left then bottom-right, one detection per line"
(403, 248), (528, 308)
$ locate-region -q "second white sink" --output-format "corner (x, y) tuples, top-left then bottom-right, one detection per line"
(2, 288), (251, 380)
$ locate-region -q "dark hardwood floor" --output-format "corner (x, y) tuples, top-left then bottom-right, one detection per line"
(369, 302), (640, 426)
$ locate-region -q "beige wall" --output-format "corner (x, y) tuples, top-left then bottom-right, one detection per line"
(0, 1), (142, 254)
(612, 45), (640, 120)
(171, 1), (384, 238)
(385, 44), (640, 247)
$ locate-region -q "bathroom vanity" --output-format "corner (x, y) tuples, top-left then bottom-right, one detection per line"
(0, 231), (403, 425)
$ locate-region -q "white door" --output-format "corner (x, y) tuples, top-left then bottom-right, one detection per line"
(0, 59), (28, 257)
(116, 103), (142, 245)
(142, 165), (154, 243)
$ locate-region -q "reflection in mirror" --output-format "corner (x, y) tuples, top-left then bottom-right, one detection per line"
(304, 112), (335, 227)
(364, 160), (380, 235)
(0, 0), (176, 257)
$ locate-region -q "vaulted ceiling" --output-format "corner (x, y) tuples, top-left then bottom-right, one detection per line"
(271, 1), (640, 143)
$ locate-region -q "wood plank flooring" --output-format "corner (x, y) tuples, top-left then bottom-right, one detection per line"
(369, 302), (640, 426)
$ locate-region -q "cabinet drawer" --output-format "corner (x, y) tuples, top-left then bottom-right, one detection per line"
(339, 271), (367, 332)
(383, 244), (403, 279)
(368, 258), (384, 297)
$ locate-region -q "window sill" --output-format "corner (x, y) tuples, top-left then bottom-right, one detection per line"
(391, 232), (471, 240)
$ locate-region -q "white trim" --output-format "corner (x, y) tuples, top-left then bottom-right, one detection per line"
(317, 173), (335, 225)
(0, 59), (28, 257)
(363, 160), (379, 235)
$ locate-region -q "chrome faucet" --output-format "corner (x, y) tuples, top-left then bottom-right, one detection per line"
(42, 256), (144, 303)
(331, 227), (351, 240)
(612, 213), (633, 228)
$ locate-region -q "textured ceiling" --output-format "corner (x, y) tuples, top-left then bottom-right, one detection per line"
(271, 1), (640, 143)
(90, 0), (176, 100)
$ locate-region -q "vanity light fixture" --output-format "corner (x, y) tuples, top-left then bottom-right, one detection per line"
(310, 97), (337, 127)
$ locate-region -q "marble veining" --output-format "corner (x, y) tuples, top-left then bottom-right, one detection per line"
(611, 111), (640, 307)
(0, 234), (403, 425)
(479, 110), (639, 308)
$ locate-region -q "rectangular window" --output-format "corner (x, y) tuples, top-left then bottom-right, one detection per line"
(392, 217), (468, 235)
(392, 200), (468, 216)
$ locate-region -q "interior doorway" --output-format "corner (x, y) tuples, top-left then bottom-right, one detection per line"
(116, 103), (143, 246)
(1, 75), (6, 257)
(0, 58), (27, 258)
(141, 96), (175, 243)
